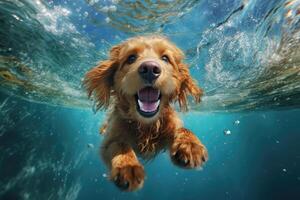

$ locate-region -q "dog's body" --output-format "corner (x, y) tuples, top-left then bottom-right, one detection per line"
(84, 35), (208, 191)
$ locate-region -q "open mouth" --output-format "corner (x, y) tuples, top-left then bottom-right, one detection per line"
(135, 87), (161, 118)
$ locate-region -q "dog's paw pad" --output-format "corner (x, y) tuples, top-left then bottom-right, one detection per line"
(111, 164), (145, 191)
(171, 142), (208, 169)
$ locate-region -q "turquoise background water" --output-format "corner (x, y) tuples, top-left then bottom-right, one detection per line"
(1, 93), (299, 199)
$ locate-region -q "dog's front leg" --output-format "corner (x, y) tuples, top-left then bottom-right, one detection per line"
(170, 128), (208, 169)
(101, 141), (145, 191)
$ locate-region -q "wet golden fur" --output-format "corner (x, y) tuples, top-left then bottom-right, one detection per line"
(84, 35), (208, 191)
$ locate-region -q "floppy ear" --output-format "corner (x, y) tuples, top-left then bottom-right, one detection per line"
(83, 46), (120, 110)
(177, 63), (203, 112)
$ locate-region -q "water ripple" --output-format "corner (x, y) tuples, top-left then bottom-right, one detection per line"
(0, 0), (300, 112)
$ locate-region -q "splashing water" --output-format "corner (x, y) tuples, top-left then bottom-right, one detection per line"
(0, 0), (300, 112)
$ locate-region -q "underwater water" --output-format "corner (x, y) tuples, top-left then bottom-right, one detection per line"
(0, 0), (300, 199)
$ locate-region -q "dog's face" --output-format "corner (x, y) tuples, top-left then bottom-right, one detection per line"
(84, 36), (202, 124)
(113, 37), (183, 122)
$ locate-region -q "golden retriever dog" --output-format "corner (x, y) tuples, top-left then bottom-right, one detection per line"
(84, 35), (208, 191)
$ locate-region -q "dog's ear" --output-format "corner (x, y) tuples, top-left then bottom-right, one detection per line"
(83, 45), (120, 110)
(177, 63), (203, 112)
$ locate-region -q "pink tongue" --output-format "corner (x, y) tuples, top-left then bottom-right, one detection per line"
(138, 101), (159, 112)
(138, 87), (160, 102)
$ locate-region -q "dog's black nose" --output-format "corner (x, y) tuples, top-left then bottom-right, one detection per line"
(138, 61), (161, 84)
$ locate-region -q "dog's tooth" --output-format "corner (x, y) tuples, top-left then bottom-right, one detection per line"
(155, 100), (160, 108)
(138, 99), (143, 109)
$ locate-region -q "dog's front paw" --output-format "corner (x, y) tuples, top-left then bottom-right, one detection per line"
(111, 164), (145, 191)
(171, 141), (208, 169)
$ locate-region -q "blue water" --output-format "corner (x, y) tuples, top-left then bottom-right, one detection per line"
(1, 92), (299, 199)
(1, 0), (300, 199)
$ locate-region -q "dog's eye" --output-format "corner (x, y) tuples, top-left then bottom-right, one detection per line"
(161, 55), (169, 63)
(127, 54), (137, 64)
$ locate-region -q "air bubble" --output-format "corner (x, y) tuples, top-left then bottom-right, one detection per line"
(224, 129), (231, 135)
(105, 17), (111, 23)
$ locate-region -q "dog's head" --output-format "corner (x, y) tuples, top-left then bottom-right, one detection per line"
(84, 35), (202, 123)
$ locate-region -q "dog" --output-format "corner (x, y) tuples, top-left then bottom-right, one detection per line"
(84, 35), (208, 191)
